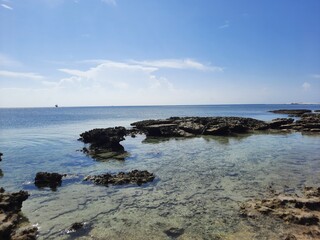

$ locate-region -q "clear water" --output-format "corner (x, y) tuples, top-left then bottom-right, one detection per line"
(0, 104), (320, 239)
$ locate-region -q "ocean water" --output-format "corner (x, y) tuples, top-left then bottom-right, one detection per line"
(0, 104), (320, 239)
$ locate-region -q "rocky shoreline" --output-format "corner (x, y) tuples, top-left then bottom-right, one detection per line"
(0, 188), (38, 240)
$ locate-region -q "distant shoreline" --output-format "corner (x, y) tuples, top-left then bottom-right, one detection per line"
(1, 103), (320, 109)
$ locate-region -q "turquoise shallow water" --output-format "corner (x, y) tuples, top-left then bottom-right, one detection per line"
(0, 104), (320, 239)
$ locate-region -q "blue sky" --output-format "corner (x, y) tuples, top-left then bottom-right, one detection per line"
(0, 0), (319, 107)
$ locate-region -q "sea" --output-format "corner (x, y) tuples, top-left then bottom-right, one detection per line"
(0, 104), (320, 239)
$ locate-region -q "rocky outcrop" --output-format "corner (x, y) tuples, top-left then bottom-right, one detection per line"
(0, 188), (38, 240)
(268, 118), (295, 129)
(131, 114), (320, 136)
(269, 109), (312, 116)
(295, 113), (320, 132)
(131, 117), (269, 137)
(240, 186), (320, 239)
(84, 170), (155, 186)
(34, 172), (65, 190)
(79, 127), (128, 160)
(0, 152), (3, 161)
(79, 112), (319, 161)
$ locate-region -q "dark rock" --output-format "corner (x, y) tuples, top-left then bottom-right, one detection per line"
(269, 109), (312, 116)
(164, 227), (184, 238)
(144, 124), (179, 137)
(34, 172), (64, 190)
(0, 152), (2, 161)
(66, 222), (85, 233)
(269, 118), (295, 129)
(79, 127), (127, 160)
(295, 114), (320, 132)
(132, 117), (267, 137)
(314, 110), (320, 113)
(79, 126), (126, 150)
(0, 188), (37, 240)
(84, 170), (155, 186)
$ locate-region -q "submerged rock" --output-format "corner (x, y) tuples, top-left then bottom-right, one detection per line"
(0, 188), (38, 240)
(79, 127), (128, 160)
(269, 109), (312, 116)
(164, 227), (185, 238)
(240, 186), (320, 239)
(34, 172), (65, 190)
(84, 170), (155, 186)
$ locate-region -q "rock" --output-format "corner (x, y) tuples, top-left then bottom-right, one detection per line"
(144, 124), (179, 137)
(283, 233), (297, 240)
(84, 170), (155, 186)
(240, 186), (320, 238)
(269, 109), (312, 116)
(34, 172), (64, 190)
(164, 227), (184, 238)
(295, 114), (320, 132)
(79, 127), (128, 160)
(0, 188), (37, 240)
(0, 152), (2, 161)
(66, 222), (85, 233)
(269, 118), (295, 129)
(314, 110), (320, 113)
(131, 117), (268, 137)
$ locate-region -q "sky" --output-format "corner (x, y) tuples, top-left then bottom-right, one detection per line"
(0, 0), (320, 107)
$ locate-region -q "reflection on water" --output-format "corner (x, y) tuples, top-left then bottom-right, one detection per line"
(15, 133), (320, 239)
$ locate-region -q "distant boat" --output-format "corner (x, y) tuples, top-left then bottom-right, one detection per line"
(55, 104), (58, 108)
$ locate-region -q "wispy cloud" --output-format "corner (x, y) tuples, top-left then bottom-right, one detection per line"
(0, 70), (44, 80)
(219, 20), (230, 29)
(311, 74), (320, 79)
(130, 59), (223, 72)
(1, 3), (13, 10)
(101, 0), (116, 6)
(78, 59), (223, 72)
(0, 54), (22, 68)
(302, 82), (311, 91)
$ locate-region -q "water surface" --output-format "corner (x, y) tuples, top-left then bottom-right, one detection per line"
(0, 104), (319, 239)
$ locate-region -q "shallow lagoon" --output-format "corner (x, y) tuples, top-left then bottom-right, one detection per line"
(0, 105), (320, 239)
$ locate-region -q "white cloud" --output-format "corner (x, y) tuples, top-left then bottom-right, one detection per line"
(130, 59), (223, 72)
(101, 0), (116, 6)
(1, 3), (13, 10)
(219, 21), (230, 29)
(302, 82), (311, 91)
(311, 74), (320, 79)
(0, 70), (44, 80)
(0, 54), (22, 68)
(58, 61), (160, 90)
(0, 59), (226, 107)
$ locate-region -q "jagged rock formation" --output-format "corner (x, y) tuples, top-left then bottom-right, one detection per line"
(131, 117), (269, 137)
(0, 188), (38, 240)
(79, 127), (128, 160)
(84, 170), (155, 186)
